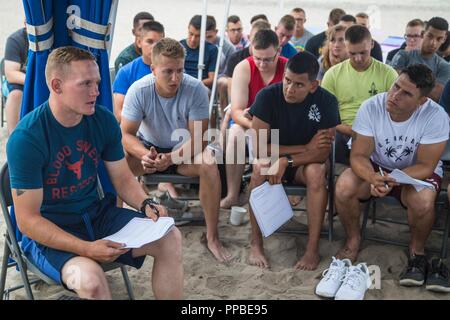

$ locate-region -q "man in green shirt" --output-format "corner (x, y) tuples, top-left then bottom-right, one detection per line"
(114, 12), (154, 73)
(322, 25), (397, 164)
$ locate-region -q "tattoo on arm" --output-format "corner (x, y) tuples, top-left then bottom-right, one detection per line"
(16, 189), (26, 196)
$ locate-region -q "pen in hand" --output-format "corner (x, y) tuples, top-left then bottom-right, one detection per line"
(378, 167), (389, 190)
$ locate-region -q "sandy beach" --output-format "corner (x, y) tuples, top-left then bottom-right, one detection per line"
(1, 0), (450, 300)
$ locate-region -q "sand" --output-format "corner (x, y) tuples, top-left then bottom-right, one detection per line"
(1, 0), (450, 300)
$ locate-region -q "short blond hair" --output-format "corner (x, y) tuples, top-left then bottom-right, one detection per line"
(45, 46), (96, 85)
(151, 38), (185, 65)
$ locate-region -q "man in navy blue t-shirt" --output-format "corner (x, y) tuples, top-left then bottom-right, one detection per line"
(440, 78), (450, 115)
(180, 15), (218, 88)
(248, 51), (340, 270)
(6, 46), (183, 299)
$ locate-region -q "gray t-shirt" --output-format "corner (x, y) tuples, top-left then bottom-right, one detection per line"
(122, 73), (209, 149)
(214, 36), (236, 76)
(289, 29), (314, 52)
(5, 28), (28, 74)
(390, 49), (450, 85)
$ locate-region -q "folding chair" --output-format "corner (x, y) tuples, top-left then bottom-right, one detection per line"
(0, 163), (135, 300)
(1, 58), (7, 128)
(360, 141), (450, 259)
(277, 141), (336, 242)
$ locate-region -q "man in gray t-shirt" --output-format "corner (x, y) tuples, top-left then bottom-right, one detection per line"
(121, 38), (232, 263)
(390, 17), (450, 101)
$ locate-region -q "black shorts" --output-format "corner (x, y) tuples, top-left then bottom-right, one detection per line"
(138, 136), (178, 174)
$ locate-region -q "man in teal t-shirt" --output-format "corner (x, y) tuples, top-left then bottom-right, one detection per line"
(322, 25), (397, 164)
(6, 46), (183, 300)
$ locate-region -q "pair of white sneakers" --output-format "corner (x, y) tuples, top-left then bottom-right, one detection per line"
(315, 257), (372, 300)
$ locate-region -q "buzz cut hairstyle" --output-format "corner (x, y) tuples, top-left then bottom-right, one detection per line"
(355, 12), (369, 19)
(291, 8), (305, 14)
(45, 46), (96, 86)
(329, 8), (346, 25)
(133, 12), (154, 29)
(227, 15), (240, 24)
(425, 17), (449, 32)
(189, 15), (216, 31)
(345, 24), (372, 44)
(407, 18), (425, 28)
(251, 20), (271, 33)
(340, 14), (357, 23)
(400, 64), (435, 97)
(252, 29), (279, 50)
(140, 20), (165, 37)
(250, 14), (268, 25)
(151, 38), (185, 65)
(278, 14), (296, 31)
(286, 51), (319, 81)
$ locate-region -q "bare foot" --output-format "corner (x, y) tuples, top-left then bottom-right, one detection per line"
(295, 250), (320, 270)
(248, 243), (270, 268)
(201, 233), (232, 263)
(158, 182), (179, 198)
(220, 196), (239, 209)
(336, 242), (359, 263)
(288, 195), (303, 206)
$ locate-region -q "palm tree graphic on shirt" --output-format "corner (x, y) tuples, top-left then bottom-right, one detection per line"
(384, 146), (414, 162)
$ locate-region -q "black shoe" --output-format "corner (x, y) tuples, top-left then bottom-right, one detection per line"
(399, 254), (428, 287)
(426, 258), (450, 293)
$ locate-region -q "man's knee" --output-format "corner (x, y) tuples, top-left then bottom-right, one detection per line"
(303, 164), (327, 189)
(406, 192), (436, 218)
(251, 161), (269, 184)
(335, 169), (360, 201)
(63, 260), (107, 297)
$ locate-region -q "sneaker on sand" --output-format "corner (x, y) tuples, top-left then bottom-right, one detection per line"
(335, 263), (372, 300)
(399, 254), (428, 287)
(157, 191), (189, 212)
(315, 257), (352, 298)
(426, 258), (450, 293)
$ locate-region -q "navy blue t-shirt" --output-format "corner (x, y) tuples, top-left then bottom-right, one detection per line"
(440, 79), (450, 115)
(180, 39), (218, 79)
(250, 83), (341, 146)
(7, 102), (124, 224)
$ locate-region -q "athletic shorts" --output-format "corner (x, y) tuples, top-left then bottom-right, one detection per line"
(21, 193), (147, 286)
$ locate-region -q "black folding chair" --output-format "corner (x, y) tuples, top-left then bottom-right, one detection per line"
(0, 163), (135, 300)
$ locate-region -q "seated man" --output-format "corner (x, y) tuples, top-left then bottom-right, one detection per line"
(386, 19), (424, 65)
(353, 12), (383, 62)
(275, 15), (297, 59)
(121, 38), (231, 263)
(335, 64), (448, 287)
(113, 20), (164, 123)
(226, 15), (250, 50)
(289, 7), (314, 52)
(221, 29), (287, 209)
(440, 78), (450, 115)
(114, 11), (154, 72)
(390, 17), (450, 102)
(248, 51), (340, 270)
(4, 23), (28, 135)
(322, 25), (397, 165)
(180, 15), (218, 88)
(6, 46), (183, 300)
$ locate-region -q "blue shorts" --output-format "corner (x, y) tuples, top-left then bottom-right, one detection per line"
(21, 193), (147, 286)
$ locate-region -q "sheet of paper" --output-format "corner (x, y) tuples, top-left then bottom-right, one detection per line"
(389, 169), (434, 192)
(249, 181), (294, 237)
(103, 217), (175, 248)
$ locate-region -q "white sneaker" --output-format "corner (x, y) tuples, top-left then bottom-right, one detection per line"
(315, 257), (352, 298)
(335, 263), (372, 300)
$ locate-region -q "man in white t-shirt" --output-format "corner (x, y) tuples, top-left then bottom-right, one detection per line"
(334, 64), (449, 288)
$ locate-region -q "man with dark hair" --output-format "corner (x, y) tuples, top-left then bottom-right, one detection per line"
(390, 17), (450, 102)
(275, 15), (298, 59)
(6, 46), (183, 299)
(250, 14), (269, 25)
(289, 8), (314, 52)
(113, 21), (165, 123)
(440, 78), (450, 115)
(180, 15), (218, 88)
(305, 8), (346, 58)
(386, 19), (425, 64)
(221, 29), (287, 209)
(322, 25), (397, 165)
(4, 21), (28, 135)
(334, 64), (449, 290)
(226, 15), (249, 50)
(114, 11), (154, 72)
(247, 51), (340, 270)
(342, 13), (383, 61)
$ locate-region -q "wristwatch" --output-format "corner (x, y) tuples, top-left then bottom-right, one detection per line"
(281, 153), (294, 168)
(140, 198), (160, 217)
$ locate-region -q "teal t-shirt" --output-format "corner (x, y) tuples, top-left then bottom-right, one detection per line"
(7, 102), (124, 224)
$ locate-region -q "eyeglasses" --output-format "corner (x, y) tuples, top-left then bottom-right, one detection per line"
(253, 52), (278, 64)
(404, 34), (422, 39)
(228, 28), (243, 33)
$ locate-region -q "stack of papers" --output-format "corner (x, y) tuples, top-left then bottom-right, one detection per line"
(389, 169), (434, 192)
(103, 217), (175, 248)
(249, 182), (294, 237)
